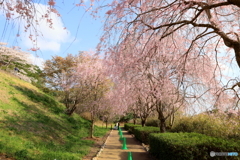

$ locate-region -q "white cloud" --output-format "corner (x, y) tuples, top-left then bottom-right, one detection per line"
(29, 54), (45, 70)
(18, 3), (72, 52)
(35, 40), (61, 52)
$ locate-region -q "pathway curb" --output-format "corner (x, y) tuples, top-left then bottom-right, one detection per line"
(130, 133), (149, 152)
(92, 129), (113, 160)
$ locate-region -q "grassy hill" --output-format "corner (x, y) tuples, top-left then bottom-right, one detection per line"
(0, 70), (109, 160)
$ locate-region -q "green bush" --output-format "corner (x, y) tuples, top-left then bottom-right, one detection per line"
(119, 113), (134, 122)
(149, 132), (240, 160)
(133, 126), (160, 144)
(171, 114), (240, 140)
(124, 123), (141, 133)
(128, 118), (141, 124)
(145, 119), (159, 127)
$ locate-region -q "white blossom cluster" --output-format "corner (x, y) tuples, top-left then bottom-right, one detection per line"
(0, 42), (39, 83)
(0, 42), (32, 65)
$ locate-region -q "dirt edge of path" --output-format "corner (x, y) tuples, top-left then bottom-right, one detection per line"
(82, 129), (112, 160)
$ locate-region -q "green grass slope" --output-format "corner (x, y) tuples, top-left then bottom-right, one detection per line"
(0, 70), (108, 160)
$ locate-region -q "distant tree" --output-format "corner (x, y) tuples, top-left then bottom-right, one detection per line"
(136, 95), (155, 127)
(98, 96), (115, 129)
(43, 54), (78, 91)
(0, 42), (31, 68)
(69, 54), (112, 137)
(0, 42), (42, 83)
(128, 105), (139, 125)
(100, 110), (111, 128)
(42, 53), (91, 115)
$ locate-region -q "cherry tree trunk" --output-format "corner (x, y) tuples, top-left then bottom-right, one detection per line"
(141, 119), (146, 127)
(167, 113), (175, 130)
(159, 118), (166, 133)
(105, 120), (108, 129)
(90, 120), (95, 138)
(65, 106), (76, 116)
(233, 44), (240, 68)
(228, 0), (240, 8)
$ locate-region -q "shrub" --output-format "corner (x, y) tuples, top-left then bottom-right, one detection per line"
(128, 118), (141, 124)
(145, 119), (159, 127)
(124, 123), (141, 133)
(119, 113), (134, 122)
(149, 132), (240, 160)
(133, 126), (160, 144)
(171, 114), (240, 140)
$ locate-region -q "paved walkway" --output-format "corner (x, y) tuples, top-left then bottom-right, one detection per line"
(97, 128), (152, 160)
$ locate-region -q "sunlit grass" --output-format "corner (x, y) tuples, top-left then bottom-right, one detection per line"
(0, 70), (109, 160)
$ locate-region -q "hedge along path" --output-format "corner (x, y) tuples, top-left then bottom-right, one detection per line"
(97, 128), (152, 160)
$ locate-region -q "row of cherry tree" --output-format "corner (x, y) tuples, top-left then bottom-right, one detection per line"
(1, 0), (240, 133)
(103, 35), (227, 132)
(98, 0), (240, 132)
(42, 52), (124, 137)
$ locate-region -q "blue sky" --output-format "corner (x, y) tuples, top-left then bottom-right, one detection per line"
(0, 0), (239, 81)
(0, 0), (108, 67)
